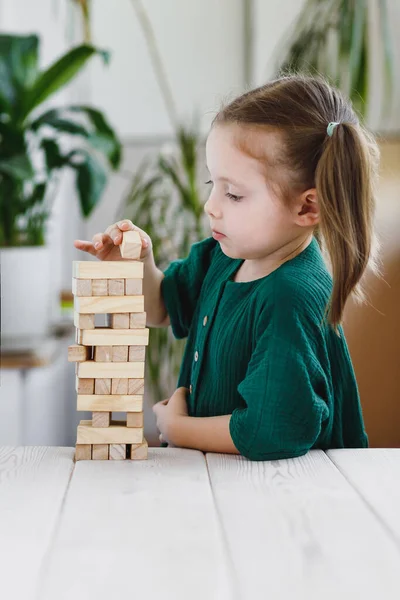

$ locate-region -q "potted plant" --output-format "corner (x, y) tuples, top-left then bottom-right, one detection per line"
(0, 34), (121, 350)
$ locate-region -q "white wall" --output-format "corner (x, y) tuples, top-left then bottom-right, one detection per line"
(89, 0), (245, 138)
(252, 0), (305, 85)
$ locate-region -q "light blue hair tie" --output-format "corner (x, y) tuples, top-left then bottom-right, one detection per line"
(327, 122), (340, 137)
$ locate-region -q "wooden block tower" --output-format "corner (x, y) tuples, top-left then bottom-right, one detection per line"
(68, 230), (149, 461)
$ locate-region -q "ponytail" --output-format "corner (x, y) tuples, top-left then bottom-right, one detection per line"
(315, 122), (381, 332)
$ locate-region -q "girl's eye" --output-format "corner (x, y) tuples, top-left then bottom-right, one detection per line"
(226, 192), (243, 202)
(205, 180), (213, 185)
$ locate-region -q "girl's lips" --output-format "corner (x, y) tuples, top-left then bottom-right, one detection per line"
(212, 230), (226, 240)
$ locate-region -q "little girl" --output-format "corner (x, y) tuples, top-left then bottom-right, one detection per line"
(75, 75), (380, 461)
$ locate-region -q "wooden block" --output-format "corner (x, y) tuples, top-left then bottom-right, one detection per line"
(127, 412), (144, 428)
(92, 279), (108, 296)
(78, 328), (149, 346)
(92, 411), (111, 428)
(73, 260), (143, 280)
(125, 279), (143, 295)
(76, 376), (94, 394)
(94, 346), (113, 361)
(109, 444), (127, 460)
(74, 295), (144, 315)
(120, 230), (141, 259)
(68, 344), (91, 362)
(129, 312), (147, 328)
(92, 444), (109, 460)
(130, 439), (148, 460)
(74, 313), (95, 329)
(72, 278), (92, 296)
(128, 379), (145, 395)
(77, 394), (143, 412)
(78, 361), (144, 379)
(111, 378), (129, 394)
(94, 378), (112, 394)
(108, 279), (125, 295)
(112, 346), (129, 362)
(129, 345), (146, 361)
(75, 444), (92, 461)
(77, 420), (143, 444)
(111, 313), (130, 329)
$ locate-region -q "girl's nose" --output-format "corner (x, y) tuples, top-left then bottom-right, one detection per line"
(204, 194), (222, 218)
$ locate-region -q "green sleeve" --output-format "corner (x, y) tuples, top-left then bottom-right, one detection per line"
(229, 300), (330, 461)
(160, 237), (218, 339)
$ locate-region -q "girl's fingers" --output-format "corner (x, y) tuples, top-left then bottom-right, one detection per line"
(74, 233), (115, 257)
(116, 219), (134, 231)
(73, 240), (96, 256)
(103, 221), (151, 255)
(92, 232), (113, 250)
(152, 399), (169, 415)
(105, 220), (134, 244)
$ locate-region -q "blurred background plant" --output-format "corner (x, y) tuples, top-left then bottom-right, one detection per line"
(71, 0), (92, 43)
(0, 33), (121, 247)
(274, 0), (394, 119)
(118, 123), (209, 400)
(112, 0), (209, 400)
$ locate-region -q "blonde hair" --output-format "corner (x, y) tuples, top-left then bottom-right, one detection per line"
(213, 74), (381, 332)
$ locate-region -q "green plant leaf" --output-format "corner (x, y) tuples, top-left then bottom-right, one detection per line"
(30, 108), (91, 136)
(21, 45), (109, 122)
(24, 182), (47, 209)
(351, 29), (368, 117)
(70, 106), (121, 168)
(30, 105), (121, 169)
(0, 34), (39, 88)
(159, 155), (191, 207)
(0, 121), (25, 157)
(0, 153), (33, 179)
(348, 0), (366, 98)
(0, 34), (39, 113)
(0, 60), (16, 111)
(68, 150), (108, 217)
(378, 0), (395, 115)
(41, 139), (69, 171)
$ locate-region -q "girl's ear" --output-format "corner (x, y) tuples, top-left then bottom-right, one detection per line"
(294, 188), (319, 227)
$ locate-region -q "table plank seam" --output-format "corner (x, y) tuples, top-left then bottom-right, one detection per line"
(33, 454), (77, 600)
(323, 451), (400, 553)
(204, 453), (242, 600)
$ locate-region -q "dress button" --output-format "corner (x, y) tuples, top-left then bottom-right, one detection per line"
(203, 315), (208, 326)
(194, 351), (199, 362)
(189, 384), (193, 394)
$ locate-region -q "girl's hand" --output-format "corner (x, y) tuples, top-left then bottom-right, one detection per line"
(153, 387), (189, 445)
(74, 219), (153, 261)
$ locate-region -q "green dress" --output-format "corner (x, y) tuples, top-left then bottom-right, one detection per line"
(160, 236), (368, 460)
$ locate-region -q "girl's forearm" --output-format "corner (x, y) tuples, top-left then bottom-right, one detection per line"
(142, 252), (168, 327)
(171, 415), (240, 454)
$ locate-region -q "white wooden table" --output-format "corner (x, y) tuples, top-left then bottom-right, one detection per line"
(1, 447), (399, 600)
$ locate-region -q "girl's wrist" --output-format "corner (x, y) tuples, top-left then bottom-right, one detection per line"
(167, 414), (188, 446)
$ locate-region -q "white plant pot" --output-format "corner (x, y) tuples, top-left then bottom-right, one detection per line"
(1, 245), (52, 351)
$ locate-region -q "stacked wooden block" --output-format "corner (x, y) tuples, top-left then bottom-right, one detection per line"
(68, 230), (149, 461)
